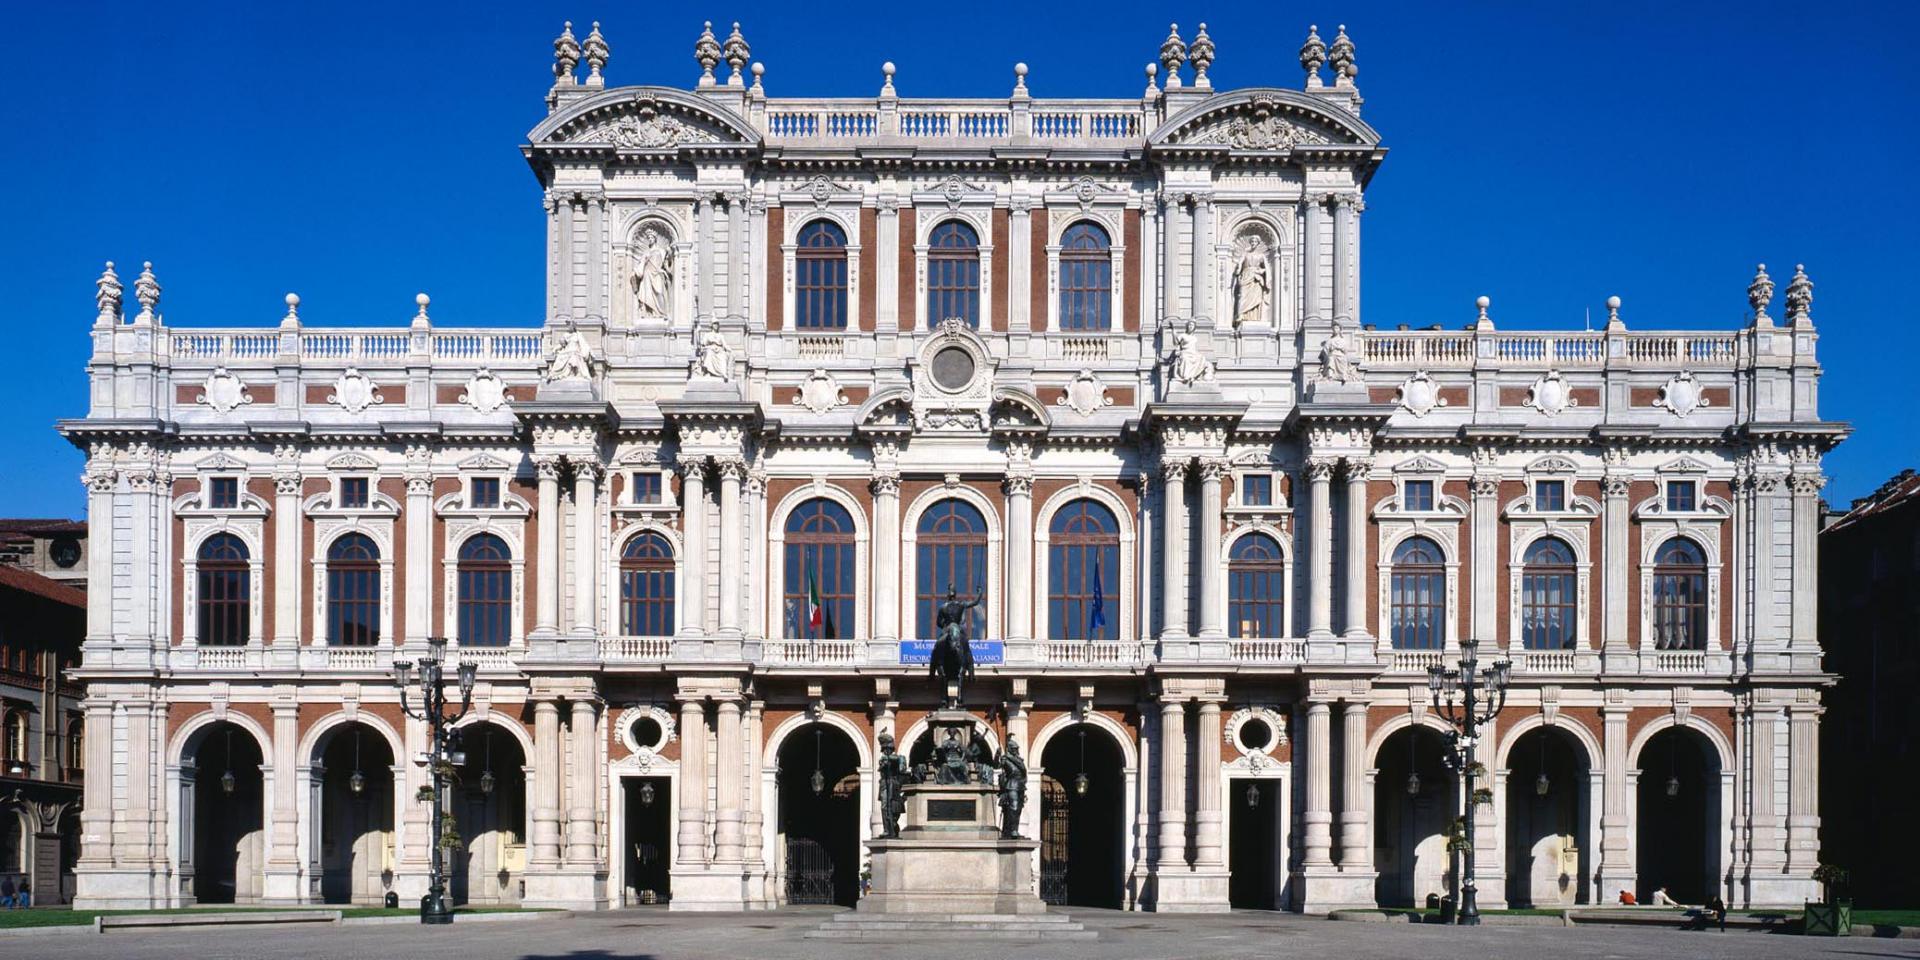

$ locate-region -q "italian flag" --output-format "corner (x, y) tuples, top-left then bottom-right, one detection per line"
(806, 561), (835, 639)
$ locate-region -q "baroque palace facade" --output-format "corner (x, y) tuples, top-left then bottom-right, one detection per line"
(62, 21), (1845, 914)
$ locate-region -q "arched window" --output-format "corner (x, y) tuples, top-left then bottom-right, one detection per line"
(3, 713), (26, 766)
(457, 534), (512, 647)
(1389, 536), (1446, 650)
(1228, 533), (1287, 639)
(915, 500), (989, 640)
(1520, 537), (1578, 650)
(197, 533), (250, 647)
(784, 499), (856, 639)
(927, 221), (980, 328)
(66, 717), (83, 780)
(620, 532), (676, 637)
(795, 220), (849, 330)
(1651, 538), (1708, 651)
(326, 533), (381, 647)
(1057, 222), (1112, 331)
(1048, 500), (1119, 641)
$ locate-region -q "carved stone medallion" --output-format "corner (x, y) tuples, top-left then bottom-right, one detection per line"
(794, 368), (850, 414)
(1525, 370), (1576, 417)
(1653, 371), (1709, 417)
(1057, 369), (1113, 416)
(197, 366), (253, 414)
(328, 367), (384, 414)
(1396, 371), (1447, 418)
(459, 368), (511, 414)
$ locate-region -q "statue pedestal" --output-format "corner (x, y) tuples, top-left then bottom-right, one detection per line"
(861, 782), (1043, 916)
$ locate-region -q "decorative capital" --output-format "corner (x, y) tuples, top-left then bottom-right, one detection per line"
(1161, 459), (1190, 484)
(84, 471), (116, 494)
(1471, 475), (1500, 498)
(406, 475), (433, 496)
(714, 456), (748, 482)
(1789, 472), (1826, 496)
(1199, 457), (1231, 482)
(870, 472), (901, 497)
(275, 474), (302, 497)
(1305, 457), (1339, 483)
(1001, 474), (1032, 498)
(533, 454), (563, 480)
(1344, 456), (1374, 479)
(1602, 475), (1632, 498)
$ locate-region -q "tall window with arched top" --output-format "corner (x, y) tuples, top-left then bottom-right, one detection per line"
(620, 532), (676, 637)
(3, 713), (25, 767)
(1389, 536), (1446, 650)
(457, 533), (512, 647)
(1651, 538), (1708, 651)
(1048, 500), (1120, 641)
(326, 533), (381, 647)
(1057, 222), (1112, 331)
(1228, 533), (1287, 639)
(927, 221), (980, 327)
(795, 220), (849, 329)
(1520, 537), (1577, 650)
(197, 533), (250, 647)
(915, 500), (989, 640)
(784, 499), (857, 639)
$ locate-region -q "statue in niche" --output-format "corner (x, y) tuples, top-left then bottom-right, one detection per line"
(546, 328), (594, 383)
(1317, 322), (1362, 384)
(1232, 235), (1271, 326)
(876, 732), (912, 839)
(690, 321), (733, 381)
(631, 227), (674, 320)
(997, 739), (1028, 839)
(1166, 319), (1216, 387)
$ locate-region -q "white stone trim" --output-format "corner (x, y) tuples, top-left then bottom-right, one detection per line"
(765, 481), (871, 641)
(1032, 481), (1137, 643)
(900, 484), (1004, 640)
(609, 521), (683, 637)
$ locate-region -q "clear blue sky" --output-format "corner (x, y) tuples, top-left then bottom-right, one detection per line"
(1, 0), (1912, 519)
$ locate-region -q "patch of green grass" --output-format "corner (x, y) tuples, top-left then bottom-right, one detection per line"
(0, 904), (545, 929)
(1852, 910), (1920, 927)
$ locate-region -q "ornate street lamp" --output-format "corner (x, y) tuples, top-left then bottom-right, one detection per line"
(1073, 728), (1089, 797)
(1534, 735), (1550, 797)
(479, 729), (496, 796)
(810, 728), (826, 796)
(638, 780), (656, 807)
(1244, 781), (1260, 808)
(1405, 727), (1421, 796)
(350, 729), (366, 795)
(220, 728), (237, 795)
(394, 636), (477, 925)
(1425, 636), (1512, 927)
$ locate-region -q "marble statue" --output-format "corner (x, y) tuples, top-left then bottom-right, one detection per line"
(546, 329), (594, 383)
(1167, 319), (1216, 387)
(691, 321), (732, 381)
(1317, 322), (1362, 384)
(1233, 236), (1270, 326)
(632, 228), (673, 320)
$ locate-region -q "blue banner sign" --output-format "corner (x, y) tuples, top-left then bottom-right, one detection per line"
(899, 639), (1005, 665)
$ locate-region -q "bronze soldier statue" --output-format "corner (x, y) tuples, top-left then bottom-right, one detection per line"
(930, 584), (984, 707)
(996, 738), (1029, 839)
(876, 732), (911, 839)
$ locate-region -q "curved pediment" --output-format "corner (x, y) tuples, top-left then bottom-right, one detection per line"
(529, 87), (761, 149)
(1148, 88), (1379, 151)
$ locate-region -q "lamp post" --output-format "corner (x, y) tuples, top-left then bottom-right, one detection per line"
(393, 636), (478, 925)
(1425, 636), (1511, 926)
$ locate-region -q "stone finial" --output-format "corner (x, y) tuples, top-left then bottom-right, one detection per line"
(1188, 23), (1215, 89)
(582, 22), (609, 86)
(1785, 263), (1814, 325)
(1159, 24), (1187, 90)
(1299, 25), (1327, 89)
(133, 261), (161, 322)
(1606, 295), (1624, 329)
(1144, 62), (1159, 98)
(723, 22), (750, 86)
(283, 292), (301, 323)
(694, 21), (722, 86)
(751, 61), (765, 93)
(880, 61), (897, 97)
(1474, 294), (1492, 329)
(1329, 24), (1357, 86)
(1747, 263), (1775, 322)
(1012, 62), (1028, 96)
(552, 21), (580, 82)
(413, 292), (431, 326)
(94, 261), (122, 321)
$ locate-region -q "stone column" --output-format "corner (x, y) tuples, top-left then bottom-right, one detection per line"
(1749, 704), (1783, 872)
(1302, 700), (1334, 867)
(534, 456), (562, 634)
(1157, 697), (1188, 870)
(716, 458), (745, 636)
(1601, 470), (1629, 659)
(1332, 194), (1356, 325)
(565, 698), (599, 863)
(871, 471), (901, 643)
(876, 197), (900, 333)
(713, 696), (744, 863)
(747, 469), (768, 640)
(743, 699), (767, 898)
(1009, 195), (1032, 333)
(1003, 474), (1034, 641)
(696, 194), (715, 319)
(76, 697), (113, 867)
(1307, 458), (1337, 639)
(273, 471), (301, 652)
(1789, 472), (1824, 661)
(1786, 703), (1820, 874)
(677, 697), (708, 865)
(1303, 194), (1328, 323)
(555, 194), (575, 321)
(264, 699), (301, 901)
(119, 696), (154, 866)
(1597, 705), (1632, 896)
(1193, 697), (1224, 868)
(125, 468), (154, 651)
(1196, 459), (1227, 639)
(405, 472), (432, 644)
(82, 472), (113, 645)
(679, 461), (707, 637)
(531, 699), (564, 865)
(1471, 473), (1499, 648)
(1343, 458), (1372, 637)
(571, 462), (600, 636)
(1161, 193), (1183, 320)
(1160, 461), (1189, 640)
(730, 192), (748, 318)
(1338, 701), (1370, 868)
(1192, 192), (1214, 324)
(586, 195), (606, 321)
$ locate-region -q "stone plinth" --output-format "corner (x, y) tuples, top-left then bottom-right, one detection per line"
(863, 783), (1043, 916)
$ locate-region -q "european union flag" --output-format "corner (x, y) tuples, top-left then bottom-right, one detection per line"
(1088, 556), (1108, 636)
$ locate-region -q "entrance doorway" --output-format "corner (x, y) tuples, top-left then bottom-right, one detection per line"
(184, 721), (266, 904)
(1229, 779), (1281, 908)
(1373, 724), (1455, 908)
(316, 722), (395, 905)
(775, 723), (861, 906)
(1504, 726), (1591, 907)
(623, 777), (671, 905)
(1038, 724), (1124, 908)
(1636, 726), (1721, 904)
(451, 722), (526, 906)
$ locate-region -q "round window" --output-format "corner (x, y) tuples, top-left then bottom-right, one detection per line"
(1239, 718), (1273, 752)
(630, 716), (665, 751)
(49, 537), (81, 569)
(930, 346), (976, 391)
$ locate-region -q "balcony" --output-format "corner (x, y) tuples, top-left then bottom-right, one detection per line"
(759, 98), (1146, 150)
(601, 636), (672, 662)
(1229, 639), (1306, 664)
(761, 639), (867, 667)
(1355, 328), (1747, 370)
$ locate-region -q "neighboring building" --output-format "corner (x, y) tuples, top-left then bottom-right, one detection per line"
(0, 564), (86, 905)
(0, 519), (91, 592)
(1819, 469), (1919, 908)
(59, 21), (1846, 914)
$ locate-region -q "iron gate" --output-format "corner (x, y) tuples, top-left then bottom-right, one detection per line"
(784, 837), (836, 905)
(1039, 776), (1070, 905)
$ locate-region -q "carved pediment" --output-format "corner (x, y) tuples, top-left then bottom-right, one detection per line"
(458, 454), (512, 473)
(326, 452), (378, 472)
(536, 89), (757, 149)
(1181, 98), (1333, 150)
(1526, 455), (1580, 475)
(1392, 455), (1450, 475)
(1151, 89), (1375, 151)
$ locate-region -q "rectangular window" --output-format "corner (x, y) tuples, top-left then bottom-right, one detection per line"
(1241, 474), (1273, 507)
(340, 476), (370, 509)
(1403, 480), (1435, 512)
(1666, 480), (1697, 513)
(470, 477), (500, 509)
(632, 472), (663, 505)
(208, 476), (239, 510)
(1535, 479), (1565, 512)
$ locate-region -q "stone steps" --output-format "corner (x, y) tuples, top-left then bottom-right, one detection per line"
(807, 911), (1097, 941)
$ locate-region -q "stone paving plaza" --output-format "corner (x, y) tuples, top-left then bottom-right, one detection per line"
(12, 910), (1920, 960)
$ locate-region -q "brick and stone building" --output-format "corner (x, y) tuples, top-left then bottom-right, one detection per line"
(60, 21), (1846, 913)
